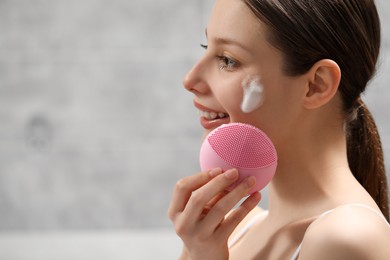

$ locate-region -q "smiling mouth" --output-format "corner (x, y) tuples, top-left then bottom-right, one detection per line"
(193, 101), (231, 129)
(198, 109), (229, 120)
(197, 108), (230, 130)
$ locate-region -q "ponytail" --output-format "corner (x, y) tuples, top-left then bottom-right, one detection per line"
(346, 98), (389, 221)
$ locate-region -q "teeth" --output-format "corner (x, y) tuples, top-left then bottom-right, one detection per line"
(198, 109), (228, 120)
(209, 112), (217, 119)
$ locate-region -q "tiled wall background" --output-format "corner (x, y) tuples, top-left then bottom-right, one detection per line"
(0, 0), (389, 230)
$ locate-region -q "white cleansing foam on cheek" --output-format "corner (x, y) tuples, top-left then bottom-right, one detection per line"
(240, 76), (264, 113)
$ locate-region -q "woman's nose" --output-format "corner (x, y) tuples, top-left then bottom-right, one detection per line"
(183, 59), (210, 95)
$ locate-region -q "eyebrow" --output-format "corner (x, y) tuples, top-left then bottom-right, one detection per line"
(205, 28), (252, 53)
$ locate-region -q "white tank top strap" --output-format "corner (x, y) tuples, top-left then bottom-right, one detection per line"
(318, 203), (389, 225)
(228, 210), (268, 248)
(291, 244), (302, 260)
(290, 203), (389, 260)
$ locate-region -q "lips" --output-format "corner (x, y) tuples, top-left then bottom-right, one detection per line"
(198, 110), (229, 120)
(194, 101), (230, 130)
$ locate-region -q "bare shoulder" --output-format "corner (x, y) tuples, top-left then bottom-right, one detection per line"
(299, 205), (390, 260)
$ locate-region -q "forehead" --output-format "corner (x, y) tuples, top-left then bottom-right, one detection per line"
(207, 0), (265, 47)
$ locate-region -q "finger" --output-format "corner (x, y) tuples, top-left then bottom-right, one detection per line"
(218, 191), (261, 239)
(202, 176), (258, 233)
(200, 190), (229, 218)
(167, 168), (222, 220)
(182, 169), (240, 224)
(207, 190), (229, 208)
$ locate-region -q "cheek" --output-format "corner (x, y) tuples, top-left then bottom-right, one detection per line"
(214, 78), (245, 113)
(213, 75), (276, 124)
(240, 75), (264, 113)
(258, 78), (304, 132)
(215, 75), (267, 122)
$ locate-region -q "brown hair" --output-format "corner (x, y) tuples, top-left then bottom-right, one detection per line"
(243, 0), (389, 220)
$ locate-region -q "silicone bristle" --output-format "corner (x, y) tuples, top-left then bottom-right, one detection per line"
(207, 123), (276, 168)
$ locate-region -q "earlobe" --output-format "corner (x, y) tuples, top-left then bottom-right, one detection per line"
(304, 59), (341, 109)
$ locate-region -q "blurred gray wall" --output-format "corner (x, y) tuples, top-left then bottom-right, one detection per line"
(0, 0), (389, 231)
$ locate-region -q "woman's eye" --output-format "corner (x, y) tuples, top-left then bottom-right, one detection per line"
(217, 56), (238, 71)
(199, 44), (238, 71)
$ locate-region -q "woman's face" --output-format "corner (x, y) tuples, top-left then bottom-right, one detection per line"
(184, 0), (308, 143)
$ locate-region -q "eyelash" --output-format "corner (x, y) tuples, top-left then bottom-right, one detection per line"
(200, 43), (239, 72)
(217, 56), (238, 71)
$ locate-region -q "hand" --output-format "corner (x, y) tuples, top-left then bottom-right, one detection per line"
(168, 168), (262, 260)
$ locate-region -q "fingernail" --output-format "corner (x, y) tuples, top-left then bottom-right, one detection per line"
(209, 168), (222, 178)
(224, 169), (238, 179)
(245, 176), (256, 188)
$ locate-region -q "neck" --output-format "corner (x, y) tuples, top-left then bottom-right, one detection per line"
(267, 118), (359, 220)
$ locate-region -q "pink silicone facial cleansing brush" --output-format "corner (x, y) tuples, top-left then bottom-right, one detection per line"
(199, 123), (277, 194)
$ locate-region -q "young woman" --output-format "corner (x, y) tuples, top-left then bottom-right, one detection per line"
(168, 0), (390, 259)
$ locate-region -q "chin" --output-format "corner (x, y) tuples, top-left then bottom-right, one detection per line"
(202, 130), (211, 141)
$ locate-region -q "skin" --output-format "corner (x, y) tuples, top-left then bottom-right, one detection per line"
(168, 0), (390, 259)
(241, 75), (264, 113)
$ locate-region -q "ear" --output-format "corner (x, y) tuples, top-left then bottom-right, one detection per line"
(304, 59), (341, 109)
